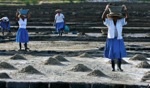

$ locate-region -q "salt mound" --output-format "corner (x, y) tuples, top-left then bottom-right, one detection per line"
(106, 59), (128, 64)
(20, 65), (41, 74)
(52, 55), (68, 62)
(87, 70), (107, 77)
(10, 54), (26, 60)
(78, 53), (92, 58)
(0, 62), (15, 69)
(44, 57), (62, 65)
(141, 71), (150, 82)
(129, 54), (148, 61)
(145, 71), (150, 75)
(5, 32), (13, 37)
(135, 61), (150, 68)
(0, 73), (11, 79)
(70, 64), (92, 72)
(121, 59), (129, 64)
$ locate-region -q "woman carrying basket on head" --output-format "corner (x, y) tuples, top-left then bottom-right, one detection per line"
(102, 3), (129, 71)
(16, 9), (30, 51)
(54, 9), (65, 36)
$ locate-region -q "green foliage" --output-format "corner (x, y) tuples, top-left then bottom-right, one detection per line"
(24, 0), (30, 5)
(20, 0), (39, 5)
(138, 0), (150, 3)
(32, 0), (39, 4)
(0, 0), (87, 4)
(44, 0), (86, 3)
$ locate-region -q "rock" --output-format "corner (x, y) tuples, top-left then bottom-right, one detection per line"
(129, 54), (148, 61)
(44, 57), (62, 65)
(10, 54), (27, 60)
(70, 64), (92, 72)
(87, 70), (107, 77)
(20, 65), (41, 74)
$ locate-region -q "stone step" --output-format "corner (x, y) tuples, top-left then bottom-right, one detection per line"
(9, 26), (150, 33)
(8, 18), (150, 26)
(0, 47), (149, 57)
(1, 35), (150, 42)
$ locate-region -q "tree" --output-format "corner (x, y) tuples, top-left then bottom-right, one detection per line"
(69, 0), (73, 3)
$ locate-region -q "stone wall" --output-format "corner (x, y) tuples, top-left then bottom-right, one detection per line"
(0, 81), (148, 88)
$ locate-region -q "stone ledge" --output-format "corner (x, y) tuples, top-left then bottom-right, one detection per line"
(0, 81), (148, 88)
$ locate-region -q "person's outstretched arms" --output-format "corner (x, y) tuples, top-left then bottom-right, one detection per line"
(27, 12), (30, 19)
(16, 11), (20, 21)
(122, 5), (129, 22)
(102, 4), (109, 21)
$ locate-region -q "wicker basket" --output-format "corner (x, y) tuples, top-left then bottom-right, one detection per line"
(109, 6), (122, 13)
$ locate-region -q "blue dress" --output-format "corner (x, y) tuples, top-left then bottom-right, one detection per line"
(55, 13), (65, 32)
(55, 22), (65, 32)
(1, 21), (10, 30)
(103, 18), (127, 59)
(16, 18), (29, 43)
(104, 37), (127, 59)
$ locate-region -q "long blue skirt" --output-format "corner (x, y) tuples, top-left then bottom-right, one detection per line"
(1, 22), (10, 30)
(55, 22), (65, 32)
(16, 28), (29, 43)
(104, 38), (127, 59)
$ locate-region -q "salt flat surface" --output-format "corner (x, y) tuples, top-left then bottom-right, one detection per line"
(0, 40), (149, 85)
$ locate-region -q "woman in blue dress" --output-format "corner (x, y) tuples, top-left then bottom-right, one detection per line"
(0, 16), (11, 36)
(54, 9), (65, 36)
(102, 4), (129, 71)
(16, 11), (30, 51)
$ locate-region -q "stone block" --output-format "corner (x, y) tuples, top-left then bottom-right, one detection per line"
(126, 85), (147, 88)
(92, 83), (112, 88)
(50, 82), (70, 88)
(0, 81), (6, 88)
(70, 83), (91, 88)
(7, 82), (29, 88)
(29, 82), (49, 88)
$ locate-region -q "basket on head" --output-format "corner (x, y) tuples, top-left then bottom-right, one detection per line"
(107, 6), (124, 18)
(55, 9), (62, 13)
(18, 9), (29, 15)
(109, 6), (122, 13)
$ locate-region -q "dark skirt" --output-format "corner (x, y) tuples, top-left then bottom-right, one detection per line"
(55, 22), (65, 32)
(16, 28), (29, 43)
(104, 38), (127, 59)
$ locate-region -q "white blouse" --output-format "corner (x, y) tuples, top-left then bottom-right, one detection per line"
(1, 17), (9, 22)
(18, 18), (27, 28)
(103, 18), (127, 39)
(55, 13), (65, 23)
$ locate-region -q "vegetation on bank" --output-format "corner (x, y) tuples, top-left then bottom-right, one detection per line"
(0, 0), (149, 5)
(0, 0), (86, 5)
